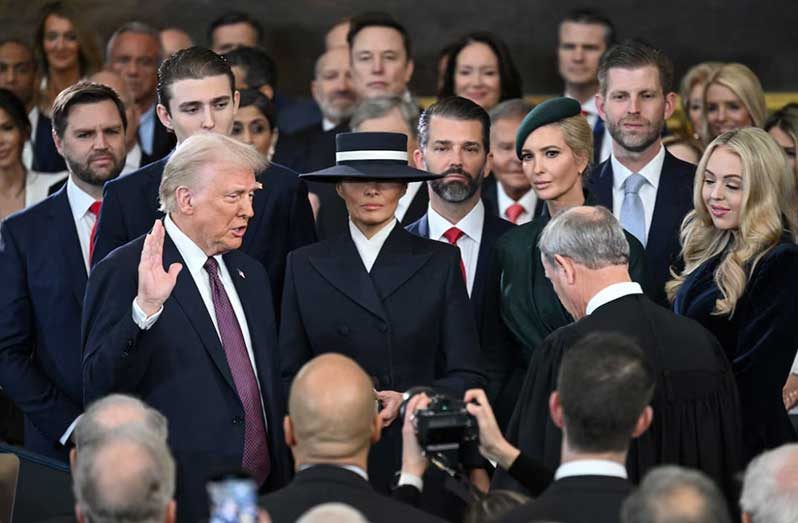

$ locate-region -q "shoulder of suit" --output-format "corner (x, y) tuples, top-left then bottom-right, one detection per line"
(91, 233), (147, 275)
(663, 149), (698, 175)
(106, 157), (167, 192)
(1, 188), (63, 230)
(258, 162), (300, 191)
(496, 219), (544, 251)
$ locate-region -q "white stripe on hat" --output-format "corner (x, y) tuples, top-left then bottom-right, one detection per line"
(336, 150), (408, 162)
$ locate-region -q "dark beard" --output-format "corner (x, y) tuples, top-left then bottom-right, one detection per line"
(65, 154), (124, 188)
(429, 166), (483, 203)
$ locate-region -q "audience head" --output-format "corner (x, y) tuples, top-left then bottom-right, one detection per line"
(679, 62), (723, 136)
(702, 63), (766, 143)
(553, 332), (654, 454)
(159, 27), (194, 59)
(285, 353), (380, 467)
(539, 206), (631, 319)
(0, 39), (36, 108)
(312, 47), (357, 125)
(622, 466), (731, 523)
(156, 46), (238, 143)
(764, 103), (798, 179)
(0, 89), (32, 169)
(325, 18), (351, 50)
(208, 11), (263, 54)
(74, 394), (168, 453)
(489, 98), (534, 200)
(158, 133), (265, 257)
(415, 96), (491, 204)
(296, 503), (369, 523)
(347, 12), (414, 99)
(34, 1), (101, 78)
(557, 8), (616, 95)
(51, 81), (127, 191)
(438, 32), (522, 111)
(224, 46), (277, 100)
(73, 428), (176, 523)
(597, 39), (676, 156)
(89, 70), (141, 150)
(350, 96), (420, 159)
(463, 490), (531, 523)
(740, 444), (798, 523)
(231, 88), (276, 157)
(106, 22), (162, 109)
(435, 41), (460, 95)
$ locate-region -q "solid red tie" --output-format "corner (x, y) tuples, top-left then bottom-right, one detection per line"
(88, 201), (101, 264)
(442, 227), (467, 283)
(505, 202), (525, 224)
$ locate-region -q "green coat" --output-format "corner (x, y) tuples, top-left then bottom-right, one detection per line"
(496, 215), (646, 366)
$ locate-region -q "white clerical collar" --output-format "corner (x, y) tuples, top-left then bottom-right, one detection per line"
(427, 199), (484, 243)
(585, 282), (644, 316)
(164, 214), (221, 280)
(555, 459), (627, 480)
(66, 176), (99, 221)
(611, 144), (665, 192)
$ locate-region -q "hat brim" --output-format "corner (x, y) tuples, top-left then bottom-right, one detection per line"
(300, 163), (443, 183)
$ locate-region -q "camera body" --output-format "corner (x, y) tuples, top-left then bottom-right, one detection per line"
(403, 388), (478, 453)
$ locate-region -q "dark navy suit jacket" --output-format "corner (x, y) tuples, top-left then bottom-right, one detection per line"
(588, 150), (695, 305)
(0, 188), (85, 462)
(92, 156), (317, 310)
(82, 232), (291, 523)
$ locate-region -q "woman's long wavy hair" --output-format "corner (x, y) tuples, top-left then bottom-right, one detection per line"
(666, 127), (798, 316)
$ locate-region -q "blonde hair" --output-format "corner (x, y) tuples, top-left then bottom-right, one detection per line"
(558, 113), (594, 174)
(678, 61), (723, 135)
(666, 128), (798, 316)
(701, 63), (766, 144)
(159, 133), (267, 214)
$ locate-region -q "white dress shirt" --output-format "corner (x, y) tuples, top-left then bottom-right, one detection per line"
(496, 183), (537, 225)
(427, 200), (484, 296)
(25, 170), (66, 208)
(321, 118), (337, 132)
(66, 176), (101, 273)
(349, 218), (396, 272)
(122, 143), (143, 175)
(138, 104), (156, 156)
(566, 92), (612, 163)
(395, 181), (423, 222)
(555, 459), (628, 480)
(22, 106), (39, 170)
(585, 282), (644, 316)
(610, 145), (666, 240)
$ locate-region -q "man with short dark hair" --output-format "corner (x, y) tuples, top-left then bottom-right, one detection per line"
(592, 39), (695, 305)
(492, 206), (743, 500)
(0, 39), (38, 168)
(347, 13), (414, 100)
(208, 11), (263, 54)
(224, 46), (278, 101)
(92, 47), (316, 311)
(0, 81), (127, 461)
(558, 9), (615, 162)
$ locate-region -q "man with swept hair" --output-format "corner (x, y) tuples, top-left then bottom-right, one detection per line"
(492, 206), (742, 501)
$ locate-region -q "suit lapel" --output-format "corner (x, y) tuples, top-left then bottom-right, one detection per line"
(162, 234), (236, 392)
(417, 214), (430, 238)
(590, 160), (614, 209)
(308, 234), (388, 321)
(471, 214), (495, 314)
(401, 182), (429, 225)
(50, 188), (88, 306)
(370, 226), (433, 300)
(646, 152), (681, 261)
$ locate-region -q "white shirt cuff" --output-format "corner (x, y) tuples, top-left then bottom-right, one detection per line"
(791, 349), (798, 374)
(398, 472), (423, 492)
(59, 415), (81, 446)
(132, 299), (163, 330)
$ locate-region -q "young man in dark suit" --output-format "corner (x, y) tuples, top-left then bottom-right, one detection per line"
(0, 82), (127, 462)
(83, 133), (291, 523)
(92, 47), (316, 310)
(261, 353), (444, 523)
(590, 39), (695, 305)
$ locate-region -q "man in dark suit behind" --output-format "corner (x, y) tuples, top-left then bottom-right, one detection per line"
(590, 40), (695, 305)
(261, 353), (444, 523)
(83, 133), (290, 523)
(92, 47), (316, 310)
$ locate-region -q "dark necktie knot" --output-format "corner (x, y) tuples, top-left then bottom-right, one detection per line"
(204, 257), (220, 279)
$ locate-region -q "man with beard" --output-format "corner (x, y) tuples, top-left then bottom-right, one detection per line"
(0, 82), (127, 461)
(590, 40), (695, 305)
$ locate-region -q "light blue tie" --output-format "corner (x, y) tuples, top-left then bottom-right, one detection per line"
(621, 173), (647, 247)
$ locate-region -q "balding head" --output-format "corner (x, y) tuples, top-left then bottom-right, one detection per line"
(89, 69), (140, 149)
(741, 444), (798, 523)
(75, 394), (168, 452)
(286, 354), (379, 464)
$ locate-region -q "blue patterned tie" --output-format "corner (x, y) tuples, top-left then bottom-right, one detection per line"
(621, 173), (647, 247)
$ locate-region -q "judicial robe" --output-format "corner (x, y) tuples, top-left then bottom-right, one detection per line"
(492, 293), (743, 498)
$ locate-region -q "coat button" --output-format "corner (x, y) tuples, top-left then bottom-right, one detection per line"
(232, 416), (243, 425)
(127, 339), (134, 348)
(338, 325), (350, 336)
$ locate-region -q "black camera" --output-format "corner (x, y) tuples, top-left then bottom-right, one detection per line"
(401, 387), (478, 453)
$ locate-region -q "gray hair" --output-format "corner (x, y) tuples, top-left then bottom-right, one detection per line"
(73, 427), (175, 523)
(75, 394), (168, 451)
(621, 466), (730, 523)
(159, 132), (267, 214)
(105, 21), (163, 64)
(349, 96), (419, 138)
(740, 444), (798, 523)
(297, 503), (370, 523)
(538, 206), (629, 269)
(488, 98), (533, 125)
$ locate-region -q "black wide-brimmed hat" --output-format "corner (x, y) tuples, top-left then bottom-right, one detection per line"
(300, 132), (443, 183)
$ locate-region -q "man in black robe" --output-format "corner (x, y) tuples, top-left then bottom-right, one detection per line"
(492, 206), (743, 498)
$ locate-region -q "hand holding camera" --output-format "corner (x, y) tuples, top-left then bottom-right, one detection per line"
(464, 389), (520, 470)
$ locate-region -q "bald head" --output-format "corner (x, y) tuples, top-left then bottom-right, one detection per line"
(288, 354), (377, 460)
(75, 394), (168, 451)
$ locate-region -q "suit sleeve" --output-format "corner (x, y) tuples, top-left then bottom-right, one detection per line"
(0, 221), (81, 441)
(91, 181), (128, 267)
(433, 249), (487, 395)
(82, 250), (155, 404)
(277, 252), (314, 396)
(287, 178), (317, 252)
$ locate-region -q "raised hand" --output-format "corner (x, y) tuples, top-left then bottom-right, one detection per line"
(135, 220), (183, 316)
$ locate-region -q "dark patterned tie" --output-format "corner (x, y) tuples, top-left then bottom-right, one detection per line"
(204, 257), (270, 485)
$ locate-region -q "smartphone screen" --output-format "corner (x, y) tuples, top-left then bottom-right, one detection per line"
(207, 475), (258, 523)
